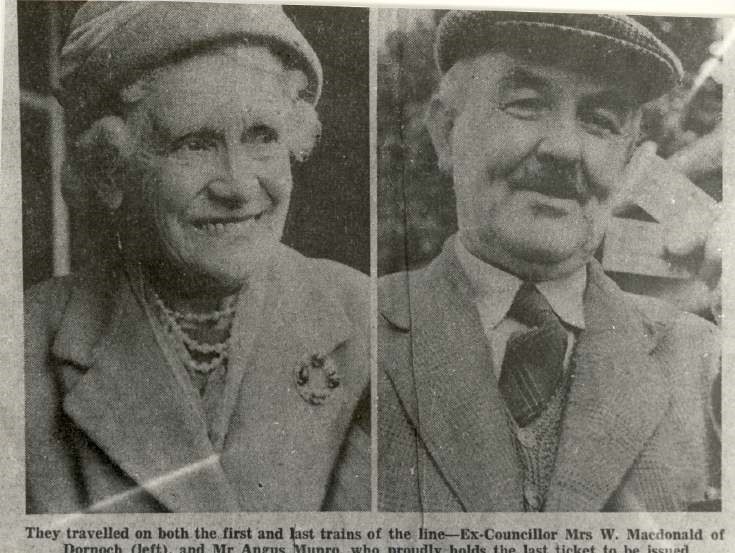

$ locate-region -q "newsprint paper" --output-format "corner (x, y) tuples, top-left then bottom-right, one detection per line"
(1, 0), (734, 552)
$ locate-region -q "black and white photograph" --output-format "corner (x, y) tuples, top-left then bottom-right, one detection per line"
(19, 1), (370, 513)
(377, 9), (723, 512)
(1, 0), (734, 550)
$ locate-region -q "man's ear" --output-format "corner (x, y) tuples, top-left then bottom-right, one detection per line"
(426, 96), (456, 173)
(75, 116), (136, 212)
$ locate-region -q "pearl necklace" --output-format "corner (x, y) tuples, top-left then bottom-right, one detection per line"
(152, 290), (237, 375)
(156, 294), (238, 325)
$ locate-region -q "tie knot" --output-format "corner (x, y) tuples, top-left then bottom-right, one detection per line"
(508, 282), (558, 328)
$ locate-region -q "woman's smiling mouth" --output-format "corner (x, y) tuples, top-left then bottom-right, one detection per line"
(190, 211), (268, 235)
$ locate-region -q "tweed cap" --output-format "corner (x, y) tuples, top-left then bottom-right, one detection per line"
(59, 2), (323, 136)
(436, 11), (683, 102)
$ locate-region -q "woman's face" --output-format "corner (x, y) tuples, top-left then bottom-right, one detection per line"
(121, 47), (295, 293)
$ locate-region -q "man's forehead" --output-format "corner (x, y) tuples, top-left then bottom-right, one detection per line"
(461, 51), (638, 104)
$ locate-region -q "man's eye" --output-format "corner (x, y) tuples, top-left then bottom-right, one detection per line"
(243, 125), (279, 145)
(174, 134), (219, 152)
(580, 109), (623, 136)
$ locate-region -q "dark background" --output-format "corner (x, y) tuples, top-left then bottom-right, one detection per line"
(18, 2), (370, 288)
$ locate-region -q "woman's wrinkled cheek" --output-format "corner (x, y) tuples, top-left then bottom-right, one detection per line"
(114, 158), (166, 262)
(261, 154), (294, 204)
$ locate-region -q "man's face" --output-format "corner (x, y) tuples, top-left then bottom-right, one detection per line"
(123, 47), (295, 291)
(444, 52), (639, 279)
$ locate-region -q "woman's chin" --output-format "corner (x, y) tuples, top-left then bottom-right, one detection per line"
(188, 249), (277, 293)
(144, 233), (282, 294)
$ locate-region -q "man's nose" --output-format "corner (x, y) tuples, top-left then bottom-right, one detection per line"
(208, 147), (261, 203)
(535, 112), (584, 163)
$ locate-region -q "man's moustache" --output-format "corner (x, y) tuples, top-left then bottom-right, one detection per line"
(508, 161), (592, 201)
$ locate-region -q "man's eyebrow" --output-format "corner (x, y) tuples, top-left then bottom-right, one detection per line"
(498, 67), (551, 92)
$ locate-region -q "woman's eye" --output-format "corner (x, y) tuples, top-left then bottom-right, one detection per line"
(243, 125), (279, 145)
(499, 96), (547, 118)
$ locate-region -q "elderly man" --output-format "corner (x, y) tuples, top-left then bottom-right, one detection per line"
(26, 3), (368, 513)
(378, 12), (719, 512)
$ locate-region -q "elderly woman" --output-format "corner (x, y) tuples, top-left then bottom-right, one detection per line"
(25, 3), (369, 513)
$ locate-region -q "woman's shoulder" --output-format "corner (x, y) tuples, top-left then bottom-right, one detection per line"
(277, 246), (368, 307)
(25, 275), (78, 332)
(25, 262), (119, 323)
(24, 264), (124, 363)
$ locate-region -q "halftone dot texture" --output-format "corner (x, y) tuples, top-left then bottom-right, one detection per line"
(436, 11), (683, 102)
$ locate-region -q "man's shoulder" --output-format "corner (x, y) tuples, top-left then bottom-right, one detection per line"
(618, 290), (719, 387)
(378, 270), (410, 306)
(589, 261), (717, 345)
(378, 246), (465, 330)
(378, 267), (429, 331)
(623, 291), (717, 343)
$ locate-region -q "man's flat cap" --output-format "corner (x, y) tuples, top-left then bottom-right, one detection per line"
(60, 2), (322, 135)
(436, 11), (683, 102)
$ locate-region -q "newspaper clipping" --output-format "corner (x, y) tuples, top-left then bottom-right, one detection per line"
(1, 0), (732, 552)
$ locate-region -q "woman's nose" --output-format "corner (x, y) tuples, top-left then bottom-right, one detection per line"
(208, 147), (261, 203)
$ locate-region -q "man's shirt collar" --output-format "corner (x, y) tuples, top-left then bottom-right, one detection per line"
(454, 234), (586, 330)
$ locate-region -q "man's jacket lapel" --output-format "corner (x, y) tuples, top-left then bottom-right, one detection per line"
(381, 244), (523, 511)
(545, 261), (668, 511)
(58, 267), (238, 512)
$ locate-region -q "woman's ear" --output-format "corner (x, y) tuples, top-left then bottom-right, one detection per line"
(75, 116), (136, 212)
(426, 96), (456, 173)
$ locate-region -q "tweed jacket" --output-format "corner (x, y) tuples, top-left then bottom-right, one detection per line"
(378, 241), (719, 512)
(26, 244), (370, 513)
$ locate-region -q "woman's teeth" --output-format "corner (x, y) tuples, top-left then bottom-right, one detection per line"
(193, 214), (263, 235)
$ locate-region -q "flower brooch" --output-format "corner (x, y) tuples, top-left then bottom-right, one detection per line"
(294, 353), (340, 405)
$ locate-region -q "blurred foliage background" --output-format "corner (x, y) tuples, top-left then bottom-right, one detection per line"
(377, 11), (724, 276)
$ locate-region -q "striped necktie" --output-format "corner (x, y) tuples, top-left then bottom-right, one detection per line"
(499, 282), (567, 427)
